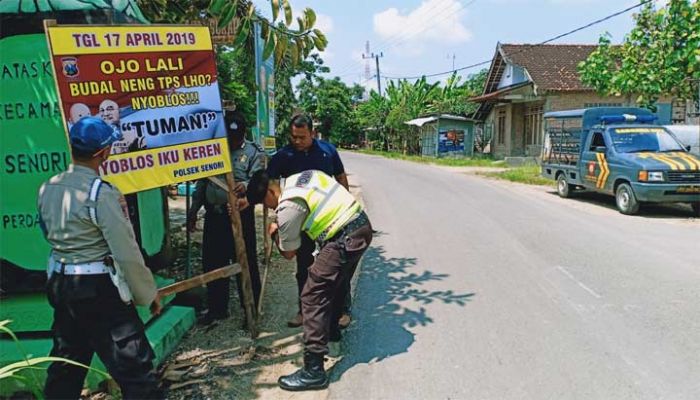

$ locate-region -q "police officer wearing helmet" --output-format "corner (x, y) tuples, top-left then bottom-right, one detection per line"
(246, 169), (373, 391)
(188, 110), (264, 325)
(38, 117), (163, 399)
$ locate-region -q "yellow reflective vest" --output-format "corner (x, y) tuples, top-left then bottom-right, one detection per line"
(279, 170), (361, 241)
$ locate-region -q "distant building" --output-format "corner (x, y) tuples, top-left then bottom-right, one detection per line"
(471, 43), (692, 158)
(405, 114), (475, 157)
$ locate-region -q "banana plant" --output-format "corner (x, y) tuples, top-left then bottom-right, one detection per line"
(0, 320), (110, 399)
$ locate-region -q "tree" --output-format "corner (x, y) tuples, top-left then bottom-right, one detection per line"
(138, 0), (327, 68)
(579, 0), (700, 107)
(215, 45), (256, 128)
(429, 70), (487, 116)
(297, 76), (362, 146)
(137, 1), (330, 139)
(276, 53), (330, 136)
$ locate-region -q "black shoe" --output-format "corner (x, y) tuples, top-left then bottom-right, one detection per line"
(278, 352), (328, 391)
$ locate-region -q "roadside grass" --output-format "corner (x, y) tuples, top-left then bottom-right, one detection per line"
(353, 149), (552, 186)
(479, 164), (555, 187)
(356, 149), (506, 167)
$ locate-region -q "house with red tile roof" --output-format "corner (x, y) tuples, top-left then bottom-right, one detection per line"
(471, 43), (688, 158)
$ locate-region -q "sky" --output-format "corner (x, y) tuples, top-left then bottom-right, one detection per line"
(251, 0), (667, 92)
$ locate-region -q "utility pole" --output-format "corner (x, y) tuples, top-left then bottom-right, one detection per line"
(363, 51), (384, 95)
(448, 53), (456, 72)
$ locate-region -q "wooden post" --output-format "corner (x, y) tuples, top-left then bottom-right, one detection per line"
(258, 156), (272, 316)
(224, 172), (258, 338)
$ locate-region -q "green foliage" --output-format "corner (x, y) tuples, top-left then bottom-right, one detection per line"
(354, 70), (487, 153)
(137, 0), (327, 69)
(356, 150), (501, 167)
(138, 1), (330, 144)
(579, 0), (700, 107)
(215, 46), (256, 128)
(297, 75), (362, 146)
(0, 320), (110, 399)
(275, 53), (330, 139)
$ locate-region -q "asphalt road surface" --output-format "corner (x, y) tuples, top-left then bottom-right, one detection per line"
(329, 152), (700, 400)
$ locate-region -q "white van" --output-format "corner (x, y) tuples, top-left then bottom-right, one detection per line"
(665, 125), (700, 155)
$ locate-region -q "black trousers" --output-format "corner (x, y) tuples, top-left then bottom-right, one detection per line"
(202, 206), (261, 316)
(301, 222), (373, 355)
(44, 273), (162, 400)
(296, 233), (352, 314)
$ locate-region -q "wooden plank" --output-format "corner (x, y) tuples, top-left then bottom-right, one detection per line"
(157, 265), (241, 297)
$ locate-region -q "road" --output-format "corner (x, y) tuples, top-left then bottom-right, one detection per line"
(328, 152), (700, 400)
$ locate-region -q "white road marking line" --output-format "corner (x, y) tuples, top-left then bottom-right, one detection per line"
(556, 265), (603, 299)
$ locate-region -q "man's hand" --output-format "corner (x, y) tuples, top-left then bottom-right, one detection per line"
(236, 197), (249, 212)
(226, 198), (250, 216)
(150, 292), (163, 316)
(187, 214), (197, 232)
(268, 222), (279, 238)
(232, 182), (246, 197)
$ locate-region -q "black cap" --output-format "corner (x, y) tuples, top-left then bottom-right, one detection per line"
(246, 170), (270, 205)
(224, 110), (246, 139)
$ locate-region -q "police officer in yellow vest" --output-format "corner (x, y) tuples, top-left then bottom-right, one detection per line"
(246, 169), (373, 391)
(38, 117), (163, 399)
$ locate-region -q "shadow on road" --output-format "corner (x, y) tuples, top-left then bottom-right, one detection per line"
(330, 240), (475, 382)
(545, 190), (697, 219)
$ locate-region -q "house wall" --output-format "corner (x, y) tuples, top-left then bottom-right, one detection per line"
(498, 64), (528, 89)
(545, 91), (633, 112)
(491, 104), (511, 159)
(511, 104), (525, 156)
(420, 124), (438, 157)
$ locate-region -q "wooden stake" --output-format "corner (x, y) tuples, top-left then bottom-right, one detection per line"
(158, 265), (240, 297)
(258, 156), (272, 316)
(224, 172), (258, 338)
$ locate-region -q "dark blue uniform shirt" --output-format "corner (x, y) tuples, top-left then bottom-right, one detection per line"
(267, 139), (345, 179)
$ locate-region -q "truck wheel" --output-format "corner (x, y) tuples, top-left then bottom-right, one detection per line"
(556, 174), (574, 198)
(691, 202), (700, 217)
(615, 183), (639, 215)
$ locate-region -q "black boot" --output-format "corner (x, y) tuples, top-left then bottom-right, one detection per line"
(278, 352), (328, 391)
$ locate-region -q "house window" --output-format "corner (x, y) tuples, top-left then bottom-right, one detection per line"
(496, 109), (506, 145)
(524, 104), (543, 145)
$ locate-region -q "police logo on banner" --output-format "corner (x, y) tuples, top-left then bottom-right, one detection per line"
(61, 57), (79, 77)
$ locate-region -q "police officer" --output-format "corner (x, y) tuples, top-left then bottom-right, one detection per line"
(188, 110), (264, 325)
(246, 169), (373, 391)
(267, 114), (353, 328)
(38, 117), (163, 399)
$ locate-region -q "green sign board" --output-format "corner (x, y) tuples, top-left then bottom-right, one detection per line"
(253, 22), (275, 146)
(0, 34), (69, 271)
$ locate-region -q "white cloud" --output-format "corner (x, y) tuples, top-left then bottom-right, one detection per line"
(315, 13), (334, 34)
(314, 49), (335, 61)
(291, 10), (333, 34)
(373, 0), (473, 49)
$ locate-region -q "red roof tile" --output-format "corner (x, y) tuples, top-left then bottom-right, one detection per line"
(499, 44), (599, 91)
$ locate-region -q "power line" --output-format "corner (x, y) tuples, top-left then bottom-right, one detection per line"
(382, 0), (476, 51)
(363, 52), (385, 95)
(330, 0), (465, 79)
(382, 0), (654, 80)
